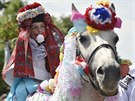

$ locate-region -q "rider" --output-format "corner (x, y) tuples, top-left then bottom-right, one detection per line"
(2, 2), (64, 101)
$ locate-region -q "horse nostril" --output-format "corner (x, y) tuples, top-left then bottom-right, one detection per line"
(97, 66), (104, 75)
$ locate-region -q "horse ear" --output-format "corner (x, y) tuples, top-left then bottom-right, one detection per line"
(71, 3), (87, 33)
(110, 3), (115, 12)
(72, 3), (79, 12)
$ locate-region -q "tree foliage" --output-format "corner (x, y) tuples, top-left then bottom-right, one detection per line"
(52, 15), (73, 35)
(0, 0), (25, 95)
(0, 0), (24, 41)
(0, 49), (9, 95)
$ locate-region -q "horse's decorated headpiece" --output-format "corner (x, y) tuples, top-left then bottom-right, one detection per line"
(71, 0), (122, 33)
(16, 2), (45, 23)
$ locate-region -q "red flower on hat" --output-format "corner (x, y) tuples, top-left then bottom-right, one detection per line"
(17, 2), (45, 23)
(18, 2), (41, 13)
(84, 5), (117, 30)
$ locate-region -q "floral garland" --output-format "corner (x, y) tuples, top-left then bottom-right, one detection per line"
(16, 2), (45, 22)
(55, 32), (82, 100)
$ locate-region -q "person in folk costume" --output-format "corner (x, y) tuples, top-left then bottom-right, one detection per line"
(2, 2), (64, 101)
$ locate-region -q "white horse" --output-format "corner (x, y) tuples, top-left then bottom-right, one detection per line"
(56, 4), (121, 101)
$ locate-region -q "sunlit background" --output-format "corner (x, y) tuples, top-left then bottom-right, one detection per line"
(23, 0), (135, 63)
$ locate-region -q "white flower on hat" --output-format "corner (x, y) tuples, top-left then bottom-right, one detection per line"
(36, 34), (45, 44)
(16, 2), (45, 22)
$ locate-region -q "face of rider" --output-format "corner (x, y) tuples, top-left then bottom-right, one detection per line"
(30, 22), (45, 41)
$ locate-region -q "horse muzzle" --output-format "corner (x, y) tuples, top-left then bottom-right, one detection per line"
(96, 65), (121, 96)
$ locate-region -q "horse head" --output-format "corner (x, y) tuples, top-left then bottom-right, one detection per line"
(71, 2), (122, 96)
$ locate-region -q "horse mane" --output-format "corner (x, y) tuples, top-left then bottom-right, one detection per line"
(51, 33), (82, 100)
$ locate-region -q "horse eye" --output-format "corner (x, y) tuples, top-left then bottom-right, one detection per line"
(78, 35), (87, 43)
(114, 35), (119, 44)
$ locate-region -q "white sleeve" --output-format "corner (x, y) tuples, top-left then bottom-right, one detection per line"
(4, 63), (14, 86)
(117, 85), (128, 101)
(129, 80), (135, 101)
(128, 65), (135, 101)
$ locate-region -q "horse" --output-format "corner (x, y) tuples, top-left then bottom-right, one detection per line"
(52, 3), (121, 101)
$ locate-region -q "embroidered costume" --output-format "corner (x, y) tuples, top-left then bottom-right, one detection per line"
(2, 2), (64, 101)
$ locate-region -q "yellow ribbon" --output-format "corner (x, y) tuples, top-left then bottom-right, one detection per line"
(120, 59), (132, 66)
(96, 0), (110, 6)
(86, 26), (99, 34)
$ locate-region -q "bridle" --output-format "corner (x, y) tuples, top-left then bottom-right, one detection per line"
(77, 43), (118, 89)
(87, 44), (118, 65)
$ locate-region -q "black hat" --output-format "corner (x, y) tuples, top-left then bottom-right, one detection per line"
(32, 14), (44, 23)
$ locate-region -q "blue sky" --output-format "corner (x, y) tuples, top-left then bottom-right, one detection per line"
(22, 0), (135, 63)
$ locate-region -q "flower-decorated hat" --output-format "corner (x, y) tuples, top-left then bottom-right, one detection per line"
(16, 2), (45, 23)
(16, 2), (47, 28)
(71, 0), (122, 33)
